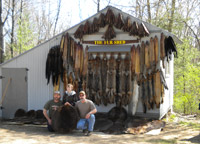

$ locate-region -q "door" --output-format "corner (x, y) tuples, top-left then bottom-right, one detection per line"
(2, 68), (28, 119)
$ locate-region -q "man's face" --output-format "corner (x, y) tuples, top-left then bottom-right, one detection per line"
(79, 93), (86, 100)
(53, 93), (61, 101)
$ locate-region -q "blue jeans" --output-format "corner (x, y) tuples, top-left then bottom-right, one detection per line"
(77, 114), (95, 132)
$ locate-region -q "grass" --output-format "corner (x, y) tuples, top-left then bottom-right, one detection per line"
(179, 121), (200, 130)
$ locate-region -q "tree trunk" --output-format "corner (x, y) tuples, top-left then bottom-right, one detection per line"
(97, 0), (100, 12)
(146, 0), (151, 23)
(19, 0), (23, 54)
(53, 0), (61, 36)
(0, 0), (4, 63)
(168, 0), (176, 32)
(10, 0), (15, 58)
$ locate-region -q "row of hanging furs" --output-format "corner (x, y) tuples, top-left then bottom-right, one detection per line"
(84, 51), (168, 110)
(45, 33), (177, 110)
(74, 8), (150, 41)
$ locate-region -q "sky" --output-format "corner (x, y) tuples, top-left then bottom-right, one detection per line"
(47, 0), (133, 27)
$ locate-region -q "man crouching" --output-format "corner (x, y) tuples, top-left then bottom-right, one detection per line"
(66, 90), (97, 136)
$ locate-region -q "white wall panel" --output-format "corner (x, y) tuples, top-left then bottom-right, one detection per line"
(0, 35), (62, 111)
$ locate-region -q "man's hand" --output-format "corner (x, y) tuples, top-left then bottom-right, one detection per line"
(48, 119), (52, 125)
(85, 113), (91, 119)
(64, 102), (71, 106)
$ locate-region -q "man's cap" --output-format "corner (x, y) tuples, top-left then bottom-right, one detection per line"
(79, 91), (86, 95)
(54, 91), (60, 94)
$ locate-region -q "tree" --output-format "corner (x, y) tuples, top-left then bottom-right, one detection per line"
(16, 12), (36, 54)
(174, 38), (200, 114)
(0, 0), (10, 63)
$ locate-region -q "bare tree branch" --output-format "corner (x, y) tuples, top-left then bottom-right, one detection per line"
(53, 0), (61, 36)
(183, 21), (200, 50)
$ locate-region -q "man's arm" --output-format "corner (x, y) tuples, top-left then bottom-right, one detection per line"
(85, 108), (97, 119)
(43, 109), (52, 125)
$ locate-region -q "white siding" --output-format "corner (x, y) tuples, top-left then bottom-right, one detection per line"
(0, 35), (62, 111)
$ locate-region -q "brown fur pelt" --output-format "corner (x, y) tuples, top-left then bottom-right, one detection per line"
(91, 17), (99, 33)
(98, 13), (106, 28)
(129, 21), (139, 36)
(51, 105), (79, 133)
(106, 54), (116, 104)
(107, 106), (128, 123)
(83, 21), (91, 35)
(138, 23), (150, 37)
(74, 24), (84, 40)
(122, 17), (132, 32)
(92, 56), (102, 105)
(105, 8), (115, 25)
(115, 13), (124, 29)
(125, 120), (166, 135)
(100, 54), (108, 103)
(102, 25), (116, 41)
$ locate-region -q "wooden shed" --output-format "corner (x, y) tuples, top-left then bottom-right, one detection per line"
(0, 6), (180, 119)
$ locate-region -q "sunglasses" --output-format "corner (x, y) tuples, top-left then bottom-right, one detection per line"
(79, 94), (84, 97)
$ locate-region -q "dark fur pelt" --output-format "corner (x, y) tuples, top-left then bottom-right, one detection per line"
(164, 36), (178, 61)
(51, 105), (79, 133)
(107, 106), (128, 123)
(45, 45), (63, 85)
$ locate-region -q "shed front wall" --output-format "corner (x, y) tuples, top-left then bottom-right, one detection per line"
(0, 35), (62, 116)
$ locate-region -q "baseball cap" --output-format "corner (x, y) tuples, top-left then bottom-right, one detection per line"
(54, 91), (60, 94)
(79, 91), (86, 95)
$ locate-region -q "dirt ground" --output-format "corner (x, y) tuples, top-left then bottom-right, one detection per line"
(0, 116), (200, 144)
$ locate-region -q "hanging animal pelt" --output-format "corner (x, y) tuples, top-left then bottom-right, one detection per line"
(121, 53), (132, 106)
(74, 24), (84, 40)
(100, 54), (108, 104)
(135, 45), (140, 83)
(86, 54), (94, 101)
(144, 41), (150, 73)
(45, 45), (63, 85)
(154, 71), (162, 108)
(106, 54), (116, 104)
(91, 18), (99, 33)
(160, 33), (166, 68)
(139, 41), (145, 80)
(122, 17), (132, 32)
(82, 46), (89, 79)
(102, 25), (116, 40)
(115, 54), (123, 107)
(164, 36), (177, 61)
(154, 36), (159, 71)
(149, 37), (155, 72)
(129, 21), (139, 36)
(138, 23), (150, 37)
(131, 45), (136, 80)
(115, 13), (124, 29)
(98, 13), (106, 28)
(92, 55), (102, 105)
(83, 21), (91, 35)
(105, 8), (115, 25)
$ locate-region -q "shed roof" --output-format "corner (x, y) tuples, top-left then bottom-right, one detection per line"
(0, 5), (181, 66)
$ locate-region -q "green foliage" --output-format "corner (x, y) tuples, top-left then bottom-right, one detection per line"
(15, 12), (37, 55)
(168, 114), (177, 122)
(174, 38), (200, 114)
(179, 121), (200, 130)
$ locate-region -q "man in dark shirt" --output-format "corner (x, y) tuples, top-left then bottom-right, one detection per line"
(43, 91), (62, 132)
